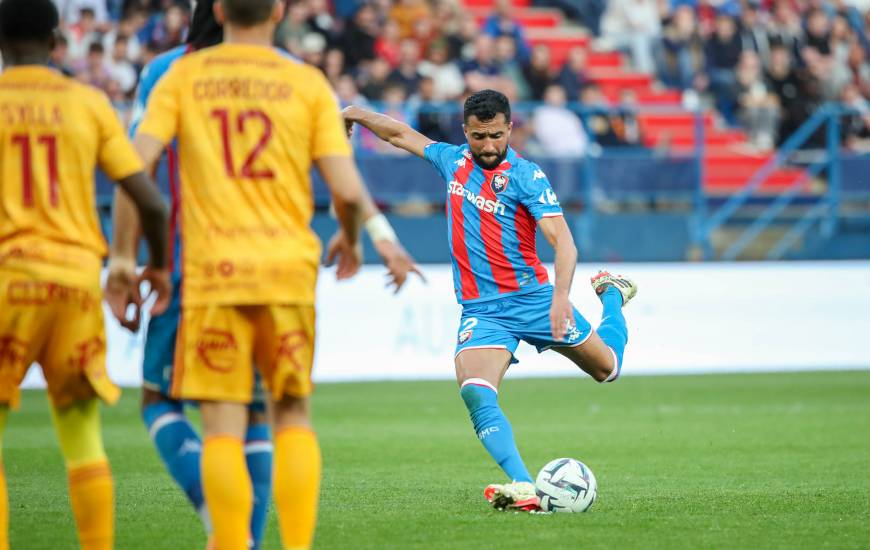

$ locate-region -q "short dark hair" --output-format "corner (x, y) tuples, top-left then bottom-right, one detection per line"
(463, 89), (511, 123)
(221, 0), (276, 27)
(0, 0), (59, 43)
(187, 0), (222, 49)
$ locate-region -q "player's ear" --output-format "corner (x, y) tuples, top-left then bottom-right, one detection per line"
(272, 0), (286, 23)
(213, 1), (226, 25)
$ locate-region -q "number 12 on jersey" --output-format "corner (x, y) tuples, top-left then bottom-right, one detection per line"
(210, 108), (275, 180)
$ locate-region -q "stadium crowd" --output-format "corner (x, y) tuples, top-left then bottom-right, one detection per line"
(28, 0), (870, 152)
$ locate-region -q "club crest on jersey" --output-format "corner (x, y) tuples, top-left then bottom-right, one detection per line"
(491, 173), (509, 194)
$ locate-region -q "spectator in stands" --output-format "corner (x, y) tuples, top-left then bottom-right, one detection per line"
(767, 0), (803, 61)
(275, 0), (311, 57)
(766, 43), (808, 145)
(557, 46), (588, 102)
(580, 83), (638, 147)
(830, 15), (855, 67)
(446, 15), (480, 62)
(102, 11), (144, 64)
(738, 0), (772, 67)
(495, 35), (532, 100)
(65, 7), (100, 62)
(840, 83), (870, 151)
(736, 51), (779, 150)
(375, 19), (402, 68)
(418, 40), (465, 100)
(143, 2), (186, 51)
(462, 35), (503, 92)
(50, 35), (74, 75)
(803, 46), (851, 101)
(803, 8), (832, 56)
(412, 75), (453, 142)
(390, 0), (431, 39)
(601, 0), (661, 74)
(523, 43), (555, 101)
(704, 12), (743, 125)
(845, 43), (870, 98)
(359, 57), (393, 101)
(56, 0), (110, 26)
(410, 14), (437, 53)
(340, 4), (379, 70)
(105, 34), (137, 93)
(298, 32), (326, 67)
(483, 0), (531, 61)
(336, 74), (369, 107)
(657, 5), (705, 91)
(388, 38), (424, 96)
(614, 88), (643, 147)
(77, 42), (111, 90)
(323, 48), (345, 87)
(533, 84), (589, 156)
(306, 0), (338, 44)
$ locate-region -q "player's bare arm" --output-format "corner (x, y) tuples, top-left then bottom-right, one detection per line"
(315, 155), (365, 279)
(539, 215), (578, 341)
(108, 170), (171, 322)
(107, 186), (145, 330)
(326, 187), (425, 292)
(342, 105), (433, 158)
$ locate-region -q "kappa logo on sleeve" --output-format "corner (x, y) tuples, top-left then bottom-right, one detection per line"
(533, 170), (547, 180)
(538, 188), (560, 206)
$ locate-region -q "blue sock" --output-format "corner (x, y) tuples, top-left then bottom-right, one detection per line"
(245, 423), (273, 550)
(142, 401), (208, 528)
(460, 380), (532, 483)
(597, 286), (628, 380)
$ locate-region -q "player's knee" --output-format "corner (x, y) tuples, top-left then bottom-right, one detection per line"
(272, 395), (310, 431)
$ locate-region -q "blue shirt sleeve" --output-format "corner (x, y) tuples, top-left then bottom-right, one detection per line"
(129, 47), (186, 137)
(423, 142), (461, 179)
(517, 162), (563, 220)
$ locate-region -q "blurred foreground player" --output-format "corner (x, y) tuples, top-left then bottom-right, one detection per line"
(108, 2), (274, 547)
(109, 1), (422, 546)
(344, 90), (637, 512)
(131, 0), (378, 547)
(0, 0), (169, 548)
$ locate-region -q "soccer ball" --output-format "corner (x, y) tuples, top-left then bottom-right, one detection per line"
(535, 458), (597, 513)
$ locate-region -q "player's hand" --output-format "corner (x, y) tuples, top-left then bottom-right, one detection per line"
(341, 106), (355, 138)
(373, 239), (425, 293)
(105, 261), (142, 332)
(550, 293), (574, 341)
(139, 266), (172, 316)
(325, 230), (362, 280)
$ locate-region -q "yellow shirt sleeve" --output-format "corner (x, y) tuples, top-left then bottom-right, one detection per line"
(136, 64), (181, 146)
(310, 72), (352, 159)
(93, 92), (144, 181)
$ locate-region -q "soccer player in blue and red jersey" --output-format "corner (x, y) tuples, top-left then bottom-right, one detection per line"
(343, 89), (637, 511)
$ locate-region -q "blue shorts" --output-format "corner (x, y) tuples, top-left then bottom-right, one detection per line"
(455, 285), (593, 362)
(142, 281), (266, 412)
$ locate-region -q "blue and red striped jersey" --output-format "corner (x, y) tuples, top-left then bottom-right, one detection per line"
(424, 142), (563, 304)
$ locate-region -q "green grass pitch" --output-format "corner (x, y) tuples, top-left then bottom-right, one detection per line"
(6, 371), (870, 549)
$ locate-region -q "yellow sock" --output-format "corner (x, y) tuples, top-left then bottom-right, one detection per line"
(202, 435), (251, 550)
(274, 427), (321, 550)
(0, 407), (8, 550)
(51, 399), (113, 550)
(68, 461), (113, 550)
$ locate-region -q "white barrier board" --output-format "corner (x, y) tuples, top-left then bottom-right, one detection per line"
(21, 261), (870, 388)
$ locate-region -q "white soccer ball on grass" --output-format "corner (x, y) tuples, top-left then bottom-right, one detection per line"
(535, 458), (597, 513)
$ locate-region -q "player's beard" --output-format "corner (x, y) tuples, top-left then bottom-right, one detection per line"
(472, 148), (507, 170)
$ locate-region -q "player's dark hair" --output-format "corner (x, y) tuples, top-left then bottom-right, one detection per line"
(463, 89), (511, 124)
(187, 0), (222, 49)
(221, 0), (276, 27)
(0, 0), (59, 43)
